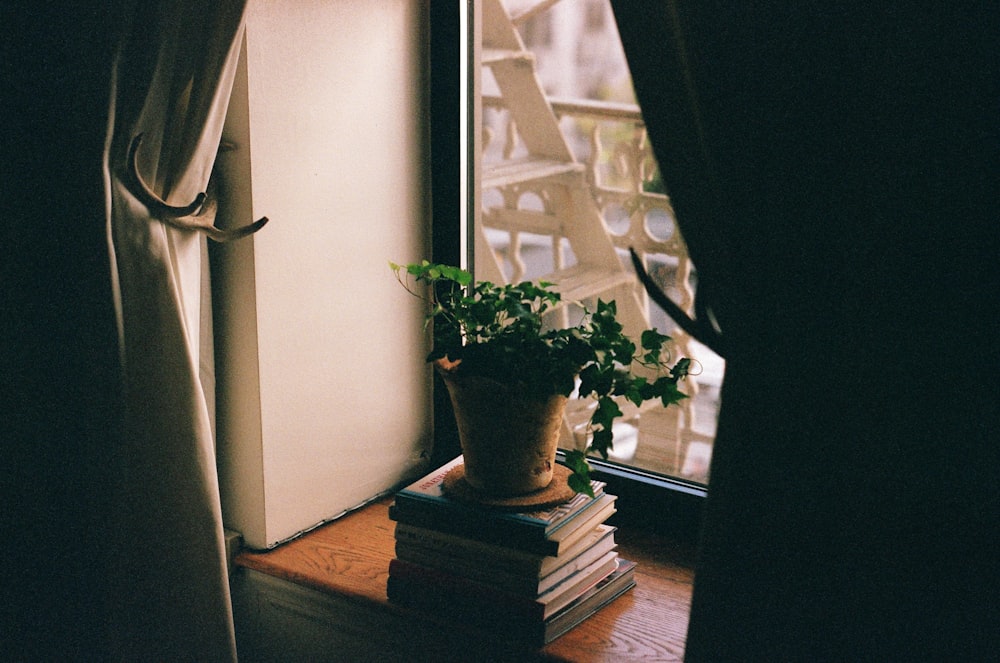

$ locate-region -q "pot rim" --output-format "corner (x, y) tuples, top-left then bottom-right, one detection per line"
(433, 357), (569, 404)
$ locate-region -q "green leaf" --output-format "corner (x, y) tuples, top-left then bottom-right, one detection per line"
(568, 472), (595, 498)
(563, 448), (589, 474)
(577, 364), (601, 397)
(655, 378), (689, 407)
(594, 396), (623, 424)
(624, 377), (647, 407)
(391, 260), (691, 496)
(590, 426), (614, 458)
(441, 264), (472, 285)
(563, 450), (595, 498)
(641, 328), (670, 351)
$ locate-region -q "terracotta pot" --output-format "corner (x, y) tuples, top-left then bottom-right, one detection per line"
(435, 358), (567, 496)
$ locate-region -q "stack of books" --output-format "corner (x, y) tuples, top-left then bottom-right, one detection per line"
(386, 456), (636, 646)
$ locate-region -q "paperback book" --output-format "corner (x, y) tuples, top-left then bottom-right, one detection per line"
(388, 492), (615, 556)
(391, 456), (605, 526)
(387, 550), (619, 622)
(387, 558), (638, 646)
(386, 455), (632, 645)
(394, 523), (618, 595)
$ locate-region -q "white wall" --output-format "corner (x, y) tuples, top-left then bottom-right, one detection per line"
(215, 0), (433, 549)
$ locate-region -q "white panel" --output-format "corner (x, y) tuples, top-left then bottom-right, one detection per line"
(216, 33), (267, 548)
(219, 0), (432, 549)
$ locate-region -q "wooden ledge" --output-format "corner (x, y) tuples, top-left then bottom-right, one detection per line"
(235, 497), (695, 662)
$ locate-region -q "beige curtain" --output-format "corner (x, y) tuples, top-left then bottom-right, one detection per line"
(103, 1), (249, 658)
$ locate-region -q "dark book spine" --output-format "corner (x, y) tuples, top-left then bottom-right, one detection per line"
(388, 558), (546, 621)
(386, 574), (548, 641)
(388, 503), (559, 555)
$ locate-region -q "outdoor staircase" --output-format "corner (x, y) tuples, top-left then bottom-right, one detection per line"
(478, 0), (657, 450)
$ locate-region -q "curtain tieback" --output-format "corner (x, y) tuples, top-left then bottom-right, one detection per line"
(629, 247), (727, 358)
(127, 133), (268, 242)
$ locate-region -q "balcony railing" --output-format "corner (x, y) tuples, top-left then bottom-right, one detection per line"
(480, 94), (719, 484)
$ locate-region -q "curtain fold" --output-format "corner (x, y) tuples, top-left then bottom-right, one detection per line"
(103, 1), (248, 658)
(612, 2), (998, 660)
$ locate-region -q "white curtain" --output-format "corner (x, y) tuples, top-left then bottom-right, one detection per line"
(103, 1), (250, 658)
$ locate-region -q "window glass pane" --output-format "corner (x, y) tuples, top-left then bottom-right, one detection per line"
(477, 0), (722, 486)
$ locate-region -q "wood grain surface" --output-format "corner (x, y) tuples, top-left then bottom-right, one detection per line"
(237, 497), (694, 662)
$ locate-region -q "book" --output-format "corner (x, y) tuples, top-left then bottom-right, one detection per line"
(389, 492), (616, 556)
(537, 558), (637, 645)
(394, 520), (617, 576)
(387, 549), (620, 622)
(387, 558), (637, 646)
(394, 523), (618, 595)
(392, 455), (606, 533)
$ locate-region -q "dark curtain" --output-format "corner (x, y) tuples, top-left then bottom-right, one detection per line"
(2, 4), (125, 659)
(612, 2), (999, 660)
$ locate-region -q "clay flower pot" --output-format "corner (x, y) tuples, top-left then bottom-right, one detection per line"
(435, 358), (567, 496)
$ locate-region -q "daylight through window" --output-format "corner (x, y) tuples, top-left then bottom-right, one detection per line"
(476, 0), (723, 486)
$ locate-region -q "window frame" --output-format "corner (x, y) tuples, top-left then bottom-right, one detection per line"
(429, 0), (707, 542)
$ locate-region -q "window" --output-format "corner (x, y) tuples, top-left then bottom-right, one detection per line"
(469, 0), (722, 493)
(211, 1), (707, 548)
(425, 0), (716, 538)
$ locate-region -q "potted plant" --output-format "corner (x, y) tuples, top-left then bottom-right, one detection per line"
(391, 260), (691, 498)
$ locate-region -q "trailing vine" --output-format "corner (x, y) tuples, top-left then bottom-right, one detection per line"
(392, 260), (690, 496)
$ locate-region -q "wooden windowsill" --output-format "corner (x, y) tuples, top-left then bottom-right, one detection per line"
(235, 496), (695, 662)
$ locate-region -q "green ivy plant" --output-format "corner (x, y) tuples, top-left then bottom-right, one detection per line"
(391, 260), (691, 497)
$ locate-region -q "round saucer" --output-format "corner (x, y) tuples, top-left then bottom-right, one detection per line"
(441, 463), (575, 511)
